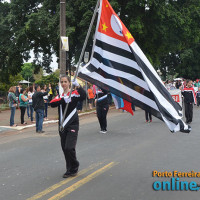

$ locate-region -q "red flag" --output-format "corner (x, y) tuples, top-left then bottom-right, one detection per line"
(120, 99), (134, 115)
(98, 0), (135, 45)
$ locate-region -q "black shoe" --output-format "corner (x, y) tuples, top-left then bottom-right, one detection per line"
(63, 171), (71, 178)
(63, 171), (78, 178)
(70, 171), (78, 177)
(69, 162), (79, 176)
(38, 130), (45, 133)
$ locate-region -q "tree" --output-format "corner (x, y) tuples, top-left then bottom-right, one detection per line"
(20, 63), (34, 82)
(1, 0), (200, 83)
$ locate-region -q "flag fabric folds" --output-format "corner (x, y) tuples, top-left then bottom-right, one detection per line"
(111, 93), (134, 115)
(78, 0), (191, 133)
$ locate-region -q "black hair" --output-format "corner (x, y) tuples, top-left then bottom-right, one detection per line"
(35, 84), (40, 91)
(20, 88), (24, 94)
(186, 79), (192, 84)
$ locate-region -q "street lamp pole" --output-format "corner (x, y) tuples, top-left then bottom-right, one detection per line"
(59, 0), (66, 77)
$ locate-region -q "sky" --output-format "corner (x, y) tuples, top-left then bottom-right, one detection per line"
(27, 51), (58, 72)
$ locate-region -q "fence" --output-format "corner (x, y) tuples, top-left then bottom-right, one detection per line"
(0, 91), (8, 105)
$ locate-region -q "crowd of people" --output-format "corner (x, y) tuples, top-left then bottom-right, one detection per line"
(164, 78), (200, 124)
(7, 83), (54, 130)
(7, 78), (111, 179)
(6, 76), (200, 180)
(7, 81), (111, 132)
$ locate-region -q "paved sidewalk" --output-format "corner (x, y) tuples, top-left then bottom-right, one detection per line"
(0, 106), (59, 127)
(0, 106), (98, 132)
(0, 105), (132, 134)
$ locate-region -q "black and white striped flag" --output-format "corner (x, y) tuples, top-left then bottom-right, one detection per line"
(78, 0), (191, 133)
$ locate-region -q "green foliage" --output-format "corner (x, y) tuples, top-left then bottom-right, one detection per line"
(20, 63), (34, 82)
(1, 0), (200, 87)
(35, 72), (59, 91)
(0, 73), (23, 91)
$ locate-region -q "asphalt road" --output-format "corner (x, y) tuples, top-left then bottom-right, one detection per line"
(0, 107), (200, 200)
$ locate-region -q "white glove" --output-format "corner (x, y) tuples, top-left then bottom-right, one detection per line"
(72, 79), (79, 87)
(64, 96), (71, 103)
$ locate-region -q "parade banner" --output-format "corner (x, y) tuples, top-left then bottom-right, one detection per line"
(169, 89), (182, 107)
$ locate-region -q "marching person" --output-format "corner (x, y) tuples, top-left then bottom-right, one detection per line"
(145, 110), (152, 123)
(95, 87), (110, 134)
(50, 75), (86, 178)
(180, 79), (196, 124)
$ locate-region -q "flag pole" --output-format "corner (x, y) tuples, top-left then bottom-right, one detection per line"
(60, 0), (101, 131)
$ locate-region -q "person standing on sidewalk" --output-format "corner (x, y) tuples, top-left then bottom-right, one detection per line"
(42, 85), (49, 120)
(27, 86), (34, 122)
(32, 85), (49, 133)
(48, 83), (54, 102)
(8, 86), (18, 127)
(19, 88), (29, 125)
(50, 75), (86, 178)
(88, 85), (95, 110)
(15, 84), (21, 101)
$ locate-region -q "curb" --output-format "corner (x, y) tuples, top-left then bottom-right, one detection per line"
(0, 109), (99, 131)
(0, 106), (117, 132)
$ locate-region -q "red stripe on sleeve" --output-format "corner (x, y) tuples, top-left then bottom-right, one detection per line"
(50, 95), (61, 103)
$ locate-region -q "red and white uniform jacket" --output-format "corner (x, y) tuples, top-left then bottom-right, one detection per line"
(182, 87), (196, 104)
(50, 87), (86, 132)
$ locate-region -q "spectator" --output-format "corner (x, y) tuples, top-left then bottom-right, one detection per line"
(88, 85), (95, 109)
(26, 87), (30, 119)
(194, 80), (200, 88)
(8, 86), (18, 127)
(42, 85), (49, 120)
(19, 88), (29, 125)
(56, 82), (59, 95)
(93, 85), (97, 96)
(48, 83), (53, 102)
(27, 86), (34, 122)
(175, 80), (182, 89)
(15, 84), (22, 106)
(77, 100), (83, 112)
(32, 85), (49, 133)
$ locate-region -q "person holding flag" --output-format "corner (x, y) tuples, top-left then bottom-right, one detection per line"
(78, 0), (191, 133)
(50, 75), (86, 178)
